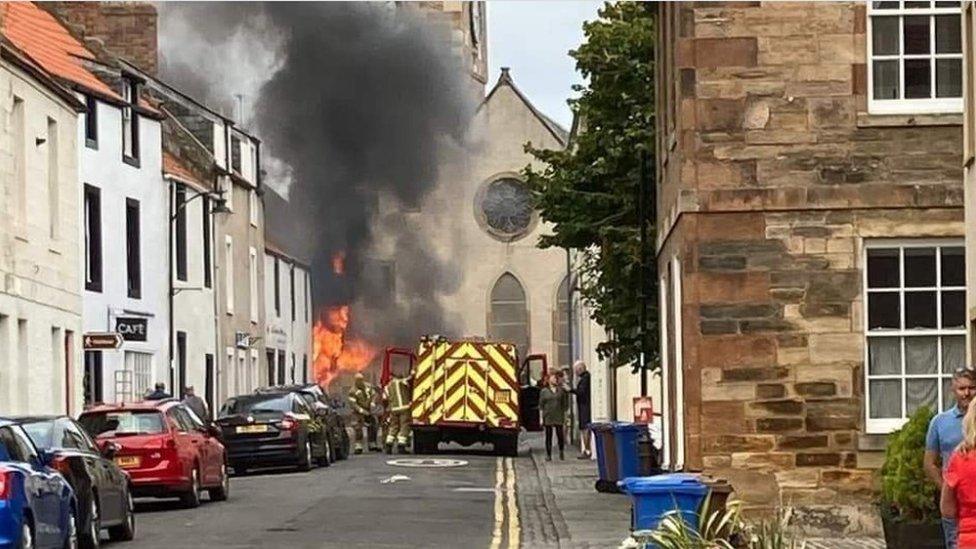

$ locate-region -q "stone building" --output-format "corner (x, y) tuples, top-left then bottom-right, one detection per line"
(965, 2), (976, 361)
(264, 237), (313, 386)
(656, 1), (965, 533)
(0, 4), (86, 414)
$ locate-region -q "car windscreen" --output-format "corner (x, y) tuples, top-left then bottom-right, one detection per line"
(79, 411), (166, 437)
(219, 394), (292, 417)
(19, 421), (55, 450)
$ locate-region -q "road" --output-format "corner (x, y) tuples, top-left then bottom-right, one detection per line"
(116, 447), (523, 549)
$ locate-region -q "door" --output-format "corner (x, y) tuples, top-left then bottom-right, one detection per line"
(519, 354), (548, 432)
(165, 409), (197, 483)
(442, 357), (489, 423)
(62, 418), (122, 523)
(266, 349), (276, 387)
(174, 407), (213, 484)
(205, 354), (215, 421)
(84, 351), (103, 406)
(177, 332), (187, 399)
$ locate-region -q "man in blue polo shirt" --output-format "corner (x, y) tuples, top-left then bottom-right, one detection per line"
(926, 369), (976, 549)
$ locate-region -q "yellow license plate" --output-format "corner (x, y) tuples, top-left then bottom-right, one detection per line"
(236, 425), (268, 434)
(495, 391), (511, 404)
(115, 456), (140, 468)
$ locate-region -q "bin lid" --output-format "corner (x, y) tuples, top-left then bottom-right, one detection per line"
(612, 421), (644, 433)
(618, 473), (709, 495)
(591, 422), (614, 432)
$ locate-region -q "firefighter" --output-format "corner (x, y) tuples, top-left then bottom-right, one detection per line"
(348, 373), (380, 454)
(383, 371), (412, 454)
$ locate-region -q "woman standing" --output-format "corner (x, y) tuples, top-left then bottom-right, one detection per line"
(942, 401), (976, 548)
(539, 373), (569, 461)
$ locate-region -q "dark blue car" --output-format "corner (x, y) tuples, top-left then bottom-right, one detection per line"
(0, 419), (77, 549)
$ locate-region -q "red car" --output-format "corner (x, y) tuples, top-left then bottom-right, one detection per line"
(78, 400), (229, 508)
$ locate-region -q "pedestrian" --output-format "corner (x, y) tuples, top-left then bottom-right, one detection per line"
(926, 368), (976, 549)
(539, 372), (569, 461)
(182, 385), (209, 421)
(942, 395), (976, 549)
(569, 360), (592, 459)
(145, 382), (171, 400)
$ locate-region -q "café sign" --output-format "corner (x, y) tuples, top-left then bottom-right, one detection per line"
(115, 317), (148, 342)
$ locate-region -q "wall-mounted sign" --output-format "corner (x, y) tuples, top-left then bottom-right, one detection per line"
(633, 396), (654, 424)
(235, 332), (252, 349)
(115, 317), (148, 342)
(83, 332), (123, 350)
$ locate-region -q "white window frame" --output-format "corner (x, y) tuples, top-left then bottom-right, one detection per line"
(671, 256), (685, 470)
(868, 1), (964, 114)
(249, 246), (258, 323)
(863, 238), (967, 433)
(225, 236), (234, 314)
(249, 189), (258, 227)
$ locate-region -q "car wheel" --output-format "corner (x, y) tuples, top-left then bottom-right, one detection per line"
(107, 488), (135, 542)
(180, 467), (201, 508)
(298, 439), (314, 471)
(79, 496), (99, 549)
(18, 518), (34, 549)
(317, 438), (331, 467)
(63, 507), (78, 549)
(208, 463), (230, 501)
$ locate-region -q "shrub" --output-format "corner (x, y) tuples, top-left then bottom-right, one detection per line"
(880, 406), (939, 523)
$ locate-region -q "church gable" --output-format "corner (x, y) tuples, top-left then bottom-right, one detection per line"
(477, 68), (568, 152)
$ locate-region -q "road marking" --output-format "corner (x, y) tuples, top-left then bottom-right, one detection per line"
(453, 487), (498, 493)
(505, 457), (520, 549)
(379, 474), (411, 484)
(489, 457), (504, 549)
(386, 458), (469, 468)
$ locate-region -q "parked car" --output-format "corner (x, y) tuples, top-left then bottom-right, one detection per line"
(14, 415), (135, 548)
(77, 400), (229, 508)
(216, 392), (330, 474)
(256, 385), (350, 461)
(0, 419), (78, 549)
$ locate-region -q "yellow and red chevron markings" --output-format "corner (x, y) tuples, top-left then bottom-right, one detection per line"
(411, 340), (520, 428)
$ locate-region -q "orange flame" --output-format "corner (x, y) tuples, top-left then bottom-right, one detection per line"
(331, 251), (346, 276)
(312, 251), (375, 387)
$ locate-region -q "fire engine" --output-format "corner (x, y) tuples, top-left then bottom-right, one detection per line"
(381, 335), (548, 456)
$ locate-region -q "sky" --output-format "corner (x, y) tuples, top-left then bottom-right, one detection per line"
(487, 1), (603, 130)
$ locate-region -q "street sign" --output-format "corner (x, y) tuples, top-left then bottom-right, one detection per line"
(235, 332), (252, 349)
(83, 332), (123, 350)
(115, 317), (148, 342)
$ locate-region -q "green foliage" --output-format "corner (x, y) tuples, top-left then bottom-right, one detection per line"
(522, 2), (654, 370)
(646, 500), (798, 549)
(880, 406), (939, 523)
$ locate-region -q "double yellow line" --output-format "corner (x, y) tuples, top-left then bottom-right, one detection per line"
(489, 457), (520, 549)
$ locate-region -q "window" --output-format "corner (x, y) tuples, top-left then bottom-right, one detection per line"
(126, 198), (141, 298)
(231, 135), (242, 174)
(47, 117), (59, 240)
(965, 2), (976, 162)
(554, 276), (571, 372)
(13, 96), (25, 229)
(865, 241), (966, 432)
(0, 426), (38, 463)
(869, 1), (963, 114)
(266, 349), (276, 386)
(124, 351), (153, 401)
(175, 185), (188, 282)
(84, 95), (98, 148)
(290, 265), (296, 322)
(249, 189), (259, 227)
(203, 196), (212, 288)
(489, 273), (529, 359)
(277, 349), (286, 386)
(121, 77), (140, 162)
(225, 236), (234, 314)
(84, 185), (102, 292)
(249, 247), (258, 323)
(273, 258), (281, 317)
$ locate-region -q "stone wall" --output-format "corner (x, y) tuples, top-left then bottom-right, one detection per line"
(46, 2), (158, 75)
(656, 1), (965, 534)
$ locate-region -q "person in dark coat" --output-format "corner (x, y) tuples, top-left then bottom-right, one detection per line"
(570, 361), (592, 459)
(539, 373), (570, 461)
(145, 382), (171, 400)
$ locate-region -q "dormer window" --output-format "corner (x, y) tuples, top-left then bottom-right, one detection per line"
(122, 77), (140, 164)
(84, 95), (98, 149)
(231, 135), (242, 175)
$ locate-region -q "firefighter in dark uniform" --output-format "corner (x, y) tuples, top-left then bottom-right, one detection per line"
(383, 371), (412, 454)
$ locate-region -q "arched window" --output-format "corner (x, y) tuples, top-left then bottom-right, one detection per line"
(489, 273), (529, 359)
(554, 276), (571, 371)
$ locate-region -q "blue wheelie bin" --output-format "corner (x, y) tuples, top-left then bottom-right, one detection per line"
(612, 422), (645, 482)
(591, 422), (618, 492)
(618, 473), (709, 532)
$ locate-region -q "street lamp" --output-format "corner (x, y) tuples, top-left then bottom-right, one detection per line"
(168, 186), (230, 398)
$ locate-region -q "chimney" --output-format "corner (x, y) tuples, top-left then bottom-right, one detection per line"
(46, 2), (158, 75)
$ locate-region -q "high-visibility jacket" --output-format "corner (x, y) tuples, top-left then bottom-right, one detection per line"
(385, 377), (411, 413)
(348, 384), (374, 415)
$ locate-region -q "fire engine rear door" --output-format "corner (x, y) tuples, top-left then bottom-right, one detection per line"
(443, 357), (489, 423)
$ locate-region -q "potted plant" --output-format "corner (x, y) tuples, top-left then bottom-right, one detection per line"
(879, 406), (944, 549)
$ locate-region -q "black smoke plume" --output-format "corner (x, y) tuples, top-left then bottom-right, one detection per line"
(159, 2), (469, 347)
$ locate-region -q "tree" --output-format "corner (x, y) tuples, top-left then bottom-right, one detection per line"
(522, 2), (654, 371)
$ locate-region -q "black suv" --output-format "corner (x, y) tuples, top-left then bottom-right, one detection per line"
(256, 385), (350, 462)
(215, 392), (330, 475)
